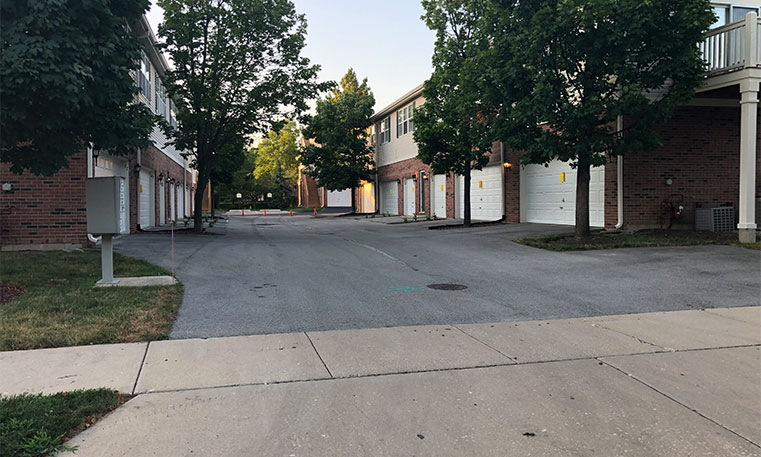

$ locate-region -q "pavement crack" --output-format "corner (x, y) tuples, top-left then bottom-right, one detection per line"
(132, 342), (150, 395)
(304, 332), (334, 378)
(454, 325), (516, 362)
(598, 358), (761, 449)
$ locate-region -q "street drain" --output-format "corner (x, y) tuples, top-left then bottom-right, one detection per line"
(427, 283), (468, 291)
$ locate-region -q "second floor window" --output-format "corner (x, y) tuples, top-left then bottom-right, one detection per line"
(139, 53), (151, 100)
(397, 102), (415, 137)
(379, 117), (391, 144)
(169, 100), (178, 129)
(155, 80), (167, 117)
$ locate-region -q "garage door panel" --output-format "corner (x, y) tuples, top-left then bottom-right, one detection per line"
(456, 166), (503, 221)
(327, 189), (351, 207)
(523, 160), (604, 227)
(381, 181), (398, 216)
(433, 174), (446, 218)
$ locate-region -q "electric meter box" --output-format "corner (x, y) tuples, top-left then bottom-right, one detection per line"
(86, 176), (129, 235)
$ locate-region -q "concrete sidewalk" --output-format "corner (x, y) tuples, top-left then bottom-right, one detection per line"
(1, 307), (759, 456)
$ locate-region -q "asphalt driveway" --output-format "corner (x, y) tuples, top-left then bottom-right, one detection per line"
(114, 212), (761, 339)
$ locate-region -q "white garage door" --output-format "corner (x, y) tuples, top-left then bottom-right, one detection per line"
(177, 184), (184, 219)
(139, 169), (154, 228)
(327, 189), (351, 207)
(380, 181), (398, 215)
(404, 178), (416, 216)
(457, 166), (503, 221)
(170, 184), (175, 221)
(159, 181), (166, 225)
(360, 182), (375, 213)
(432, 174), (447, 218)
(522, 160), (604, 227)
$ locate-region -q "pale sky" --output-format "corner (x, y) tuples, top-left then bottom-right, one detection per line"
(145, 0), (436, 112)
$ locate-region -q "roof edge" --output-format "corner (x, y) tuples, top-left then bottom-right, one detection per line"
(371, 83), (424, 122)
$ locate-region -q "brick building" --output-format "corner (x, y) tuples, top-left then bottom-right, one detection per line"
(0, 15), (196, 250)
(369, 9), (760, 242)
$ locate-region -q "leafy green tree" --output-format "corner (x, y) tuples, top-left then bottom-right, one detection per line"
(480, 0), (714, 236)
(254, 120), (300, 190)
(301, 68), (375, 213)
(413, 0), (493, 227)
(215, 148), (258, 209)
(209, 137), (247, 216)
(270, 160), (294, 209)
(158, 0), (329, 231)
(1, 0), (154, 175)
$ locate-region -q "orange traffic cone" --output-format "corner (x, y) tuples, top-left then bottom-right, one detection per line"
(313, 208), (317, 216)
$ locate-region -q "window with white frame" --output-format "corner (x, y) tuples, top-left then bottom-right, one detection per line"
(710, 3), (760, 28)
(139, 53), (151, 100)
(169, 100), (178, 129)
(379, 117), (391, 144)
(155, 80), (167, 117)
(396, 102), (415, 137)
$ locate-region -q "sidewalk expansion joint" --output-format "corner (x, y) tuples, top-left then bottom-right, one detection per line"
(453, 325), (516, 362)
(304, 332), (334, 378)
(598, 358), (761, 449)
(127, 344), (761, 399)
(132, 342), (150, 396)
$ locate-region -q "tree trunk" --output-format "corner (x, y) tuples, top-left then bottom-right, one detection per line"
(351, 187), (357, 214)
(210, 179), (215, 219)
(575, 155), (591, 238)
(464, 162), (471, 227)
(193, 176), (207, 233)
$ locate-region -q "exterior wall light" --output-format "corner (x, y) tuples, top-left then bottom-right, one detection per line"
(503, 162), (513, 169)
(134, 163), (142, 174)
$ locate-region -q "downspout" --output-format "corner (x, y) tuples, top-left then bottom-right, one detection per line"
(500, 142), (506, 222)
(615, 115), (624, 229)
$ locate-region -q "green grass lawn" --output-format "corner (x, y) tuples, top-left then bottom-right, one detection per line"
(516, 230), (761, 251)
(0, 389), (127, 457)
(0, 250), (183, 351)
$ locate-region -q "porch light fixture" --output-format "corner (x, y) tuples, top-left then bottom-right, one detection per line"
(134, 163), (142, 174)
(158, 173), (164, 182)
(92, 149), (100, 166)
(503, 162), (513, 169)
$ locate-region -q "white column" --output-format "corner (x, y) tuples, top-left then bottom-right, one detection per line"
(738, 78), (759, 243)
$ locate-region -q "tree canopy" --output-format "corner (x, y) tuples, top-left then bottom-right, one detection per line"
(158, 0), (329, 230)
(301, 68), (376, 212)
(413, 0), (494, 226)
(253, 120), (299, 190)
(1, 0), (155, 175)
(479, 0), (714, 235)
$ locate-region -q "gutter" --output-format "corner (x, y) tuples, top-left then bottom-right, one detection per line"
(615, 115), (624, 229)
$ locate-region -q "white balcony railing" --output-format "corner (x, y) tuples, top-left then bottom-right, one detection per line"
(701, 12), (760, 76)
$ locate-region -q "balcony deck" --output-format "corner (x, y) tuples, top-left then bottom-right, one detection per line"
(700, 12), (761, 92)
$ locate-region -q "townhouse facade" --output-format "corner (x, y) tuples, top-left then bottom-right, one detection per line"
(371, 4), (760, 242)
(0, 15), (195, 250)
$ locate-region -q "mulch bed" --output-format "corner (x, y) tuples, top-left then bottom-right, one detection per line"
(532, 229), (739, 249)
(0, 284), (26, 304)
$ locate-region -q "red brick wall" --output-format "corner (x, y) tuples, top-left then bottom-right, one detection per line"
(377, 157), (435, 216)
(617, 106), (756, 230)
(0, 150), (89, 247)
(132, 146), (191, 229)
